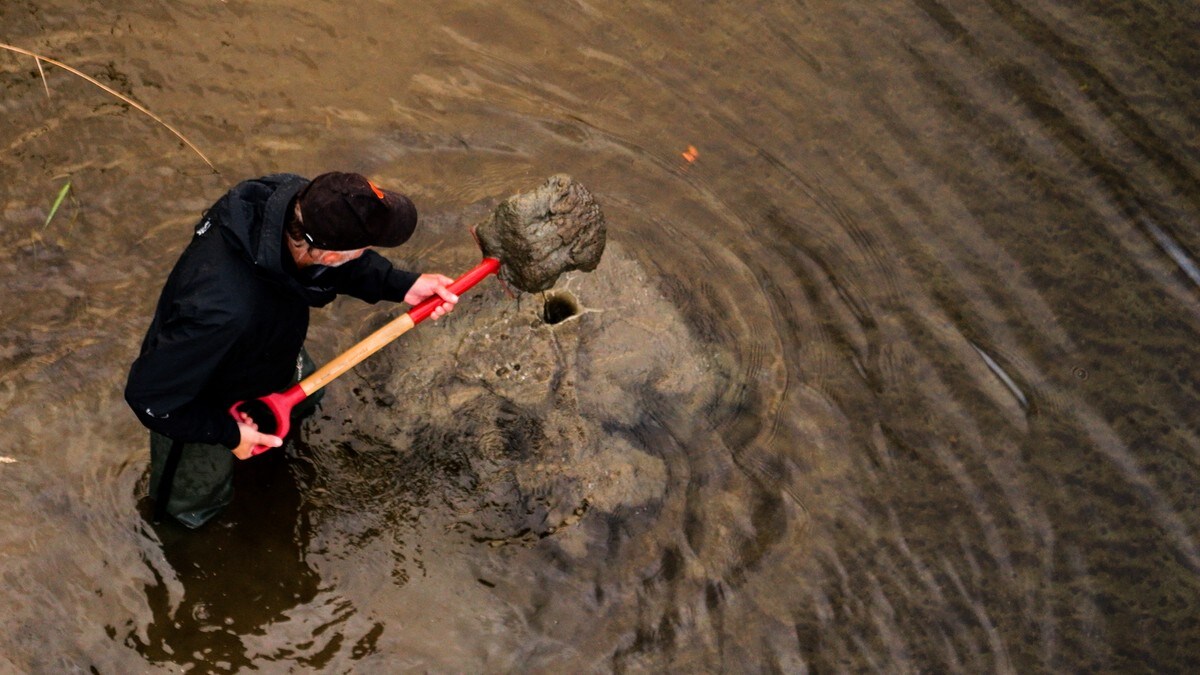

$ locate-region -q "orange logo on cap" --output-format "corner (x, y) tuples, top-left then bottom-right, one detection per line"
(366, 179), (385, 200)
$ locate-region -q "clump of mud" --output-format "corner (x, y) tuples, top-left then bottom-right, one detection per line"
(474, 174), (606, 293)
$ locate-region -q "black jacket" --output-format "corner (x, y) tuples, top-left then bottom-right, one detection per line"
(125, 174), (420, 448)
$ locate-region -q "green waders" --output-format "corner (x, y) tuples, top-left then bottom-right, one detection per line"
(150, 348), (324, 528)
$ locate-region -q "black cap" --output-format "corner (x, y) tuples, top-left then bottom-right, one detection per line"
(296, 172), (417, 250)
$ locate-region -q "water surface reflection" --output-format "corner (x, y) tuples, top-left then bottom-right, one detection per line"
(0, 0), (1197, 671)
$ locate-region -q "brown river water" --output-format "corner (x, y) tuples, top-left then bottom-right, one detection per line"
(2, 1), (1198, 672)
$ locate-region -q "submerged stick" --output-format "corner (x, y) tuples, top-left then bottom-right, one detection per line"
(0, 43), (215, 171)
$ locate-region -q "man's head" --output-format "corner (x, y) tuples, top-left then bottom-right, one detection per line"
(292, 172), (417, 254)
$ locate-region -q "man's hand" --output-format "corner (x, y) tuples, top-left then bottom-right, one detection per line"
(404, 273), (459, 320)
(232, 416), (283, 460)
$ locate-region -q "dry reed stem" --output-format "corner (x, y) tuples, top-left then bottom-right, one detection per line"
(1, 43), (215, 171)
(34, 56), (49, 98)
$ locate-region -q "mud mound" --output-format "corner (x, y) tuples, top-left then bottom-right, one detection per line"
(301, 241), (713, 551)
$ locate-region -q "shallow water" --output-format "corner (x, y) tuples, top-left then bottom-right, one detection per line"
(2, 0), (1198, 672)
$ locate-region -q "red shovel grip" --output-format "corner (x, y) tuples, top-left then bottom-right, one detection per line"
(229, 384), (307, 456)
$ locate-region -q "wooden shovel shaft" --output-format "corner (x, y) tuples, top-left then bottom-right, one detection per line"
(297, 313), (416, 396)
(296, 257), (501, 397)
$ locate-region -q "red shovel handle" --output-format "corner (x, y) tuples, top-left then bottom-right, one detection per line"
(229, 257), (501, 456)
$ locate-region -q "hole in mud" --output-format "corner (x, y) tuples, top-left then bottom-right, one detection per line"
(542, 291), (581, 325)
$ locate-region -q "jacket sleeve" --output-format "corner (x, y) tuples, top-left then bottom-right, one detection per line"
(125, 299), (245, 448)
(324, 250), (420, 304)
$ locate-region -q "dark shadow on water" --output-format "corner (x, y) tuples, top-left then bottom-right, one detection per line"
(127, 448), (320, 672)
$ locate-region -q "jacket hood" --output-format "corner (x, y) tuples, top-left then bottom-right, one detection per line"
(211, 173), (308, 276)
(206, 174), (342, 306)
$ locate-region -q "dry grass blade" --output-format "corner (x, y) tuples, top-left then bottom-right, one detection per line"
(1, 43), (215, 171)
(34, 56), (49, 98)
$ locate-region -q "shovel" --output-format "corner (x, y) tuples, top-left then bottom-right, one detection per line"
(230, 257), (500, 455)
(230, 173), (606, 456)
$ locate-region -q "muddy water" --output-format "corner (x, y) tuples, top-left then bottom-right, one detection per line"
(2, 0), (1198, 672)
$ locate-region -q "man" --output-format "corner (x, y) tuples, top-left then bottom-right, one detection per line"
(125, 172), (458, 528)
